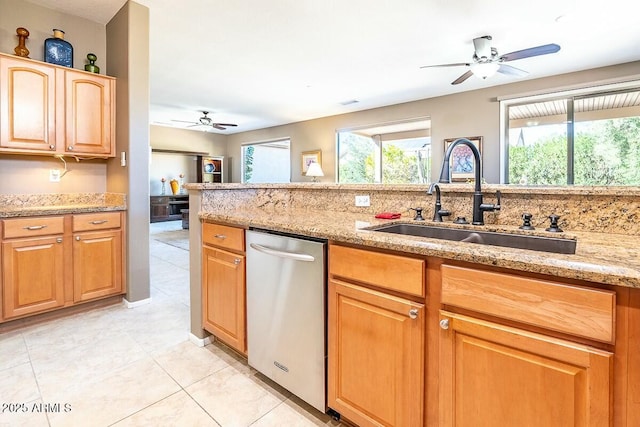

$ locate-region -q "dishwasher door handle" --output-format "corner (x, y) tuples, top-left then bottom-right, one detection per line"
(249, 243), (315, 262)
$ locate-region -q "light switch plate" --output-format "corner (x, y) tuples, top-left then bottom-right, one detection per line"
(355, 195), (370, 207)
(49, 169), (61, 182)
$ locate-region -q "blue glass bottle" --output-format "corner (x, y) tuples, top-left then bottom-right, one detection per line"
(44, 29), (73, 67)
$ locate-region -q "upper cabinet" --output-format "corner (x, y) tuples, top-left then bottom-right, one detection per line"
(0, 53), (115, 158)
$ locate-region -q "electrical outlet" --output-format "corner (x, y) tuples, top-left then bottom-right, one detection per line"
(49, 169), (61, 182)
(355, 195), (370, 207)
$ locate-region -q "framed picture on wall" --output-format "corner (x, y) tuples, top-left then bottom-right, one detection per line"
(443, 136), (482, 181)
(301, 150), (322, 175)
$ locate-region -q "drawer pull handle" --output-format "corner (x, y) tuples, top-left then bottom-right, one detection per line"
(409, 309), (419, 319)
(214, 234), (227, 240)
(439, 319), (450, 330)
(90, 220), (108, 225)
(56, 238), (63, 243)
(23, 225), (47, 230)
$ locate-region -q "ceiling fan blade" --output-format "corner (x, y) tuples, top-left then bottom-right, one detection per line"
(451, 70), (474, 85)
(212, 124), (228, 130)
(472, 36), (492, 59)
(213, 123), (237, 127)
(186, 123), (203, 128)
(497, 64), (529, 77)
(500, 43), (560, 62)
(420, 62), (470, 69)
(172, 119), (198, 124)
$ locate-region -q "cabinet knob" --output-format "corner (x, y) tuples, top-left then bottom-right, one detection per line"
(56, 237), (63, 243)
(439, 319), (450, 330)
(75, 236), (81, 241)
(234, 258), (241, 265)
(67, 145), (74, 151)
(409, 308), (419, 319)
(49, 144), (55, 150)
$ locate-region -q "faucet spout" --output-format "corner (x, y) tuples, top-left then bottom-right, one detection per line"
(437, 138), (499, 225)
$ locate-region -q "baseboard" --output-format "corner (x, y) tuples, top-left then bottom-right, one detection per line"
(189, 332), (212, 347)
(122, 297), (152, 308)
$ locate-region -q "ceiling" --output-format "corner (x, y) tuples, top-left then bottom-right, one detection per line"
(25, 0), (640, 134)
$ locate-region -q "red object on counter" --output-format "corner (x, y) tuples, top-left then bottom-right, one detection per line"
(375, 212), (402, 219)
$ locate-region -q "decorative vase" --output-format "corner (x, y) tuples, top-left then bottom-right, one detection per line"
(14, 27), (30, 58)
(170, 179), (179, 195)
(161, 181), (166, 195)
(84, 53), (100, 73)
(44, 29), (73, 68)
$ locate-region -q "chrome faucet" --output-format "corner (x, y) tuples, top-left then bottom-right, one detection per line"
(427, 183), (451, 222)
(437, 138), (501, 225)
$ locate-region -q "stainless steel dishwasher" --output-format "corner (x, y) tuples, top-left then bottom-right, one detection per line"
(246, 229), (327, 413)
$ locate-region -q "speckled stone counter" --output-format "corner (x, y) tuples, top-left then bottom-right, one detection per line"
(189, 183), (640, 289)
(0, 193), (127, 217)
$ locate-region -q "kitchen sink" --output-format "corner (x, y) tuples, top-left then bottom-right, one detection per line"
(367, 223), (577, 254)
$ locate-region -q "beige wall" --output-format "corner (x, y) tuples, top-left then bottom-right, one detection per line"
(0, 0), (106, 70)
(106, 1), (151, 303)
(0, 0), (109, 194)
(150, 125), (227, 154)
(226, 61), (640, 184)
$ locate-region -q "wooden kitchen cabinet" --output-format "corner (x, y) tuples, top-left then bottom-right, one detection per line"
(1, 216), (66, 319)
(437, 263), (615, 427)
(63, 69), (115, 156)
(202, 222), (246, 354)
(72, 212), (123, 302)
(1, 212), (125, 322)
(438, 311), (612, 427)
(0, 55), (58, 153)
(0, 52), (115, 157)
(328, 244), (425, 427)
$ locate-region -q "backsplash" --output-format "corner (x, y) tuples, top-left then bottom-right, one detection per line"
(195, 183), (640, 235)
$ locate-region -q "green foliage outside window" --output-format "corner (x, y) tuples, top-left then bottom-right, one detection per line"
(509, 117), (640, 185)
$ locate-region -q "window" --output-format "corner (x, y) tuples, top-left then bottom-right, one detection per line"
(242, 139), (291, 183)
(503, 86), (640, 185)
(337, 119), (431, 184)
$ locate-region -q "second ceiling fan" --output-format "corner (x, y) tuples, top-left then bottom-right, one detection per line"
(172, 111), (238, 131)
(421, 35), (560, 85)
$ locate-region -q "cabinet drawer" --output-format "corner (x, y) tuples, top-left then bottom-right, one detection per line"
(3, 216), (64, 238)
(73, 212), (121, 232)
(151, 197), (169, 205)
(329, 244), (425, 297)
(441, 264), (616, 343)
(202, 222), (245, 252)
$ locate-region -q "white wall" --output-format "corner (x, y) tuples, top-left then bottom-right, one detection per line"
(150, 152), (197, 195)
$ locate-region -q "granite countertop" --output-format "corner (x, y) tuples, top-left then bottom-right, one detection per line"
(200, 208), (640, 289)
(0, 193), (127, 218)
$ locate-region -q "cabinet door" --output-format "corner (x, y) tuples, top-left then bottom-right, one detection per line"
(64, 70), (114, 156)
(2, 236), (65, 319)
(328, 279), (425, 427)
(0, 56), (58, 153)
(73, 229), (123, 302)
(202, 246), (246, 354)
(439, 311), (613, 427)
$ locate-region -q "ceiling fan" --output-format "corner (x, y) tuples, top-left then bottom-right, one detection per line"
(172, 111), (238, 130)
(421, 36), (560, 85)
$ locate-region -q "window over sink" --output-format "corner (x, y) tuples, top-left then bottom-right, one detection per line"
(501, 83), (640, 185)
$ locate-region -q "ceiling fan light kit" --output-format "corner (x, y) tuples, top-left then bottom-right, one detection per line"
(421, 35), (560, 85)
(470, 62), (500, 79)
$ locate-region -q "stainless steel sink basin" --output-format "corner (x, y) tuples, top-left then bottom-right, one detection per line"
(368, 223), (576, 254)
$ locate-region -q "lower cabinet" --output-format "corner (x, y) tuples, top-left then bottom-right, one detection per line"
(202, 246), (246, 353)
(73, 229), (123, 302)
(201, 222), (246, 355)
(438, 310), (613, 427)
(2, 235), (66, 319)
(327, 244), (426, 426)
(1, 212), (125, 322)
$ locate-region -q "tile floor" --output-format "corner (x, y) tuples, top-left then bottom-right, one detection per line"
(0, 221), (341, 427)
